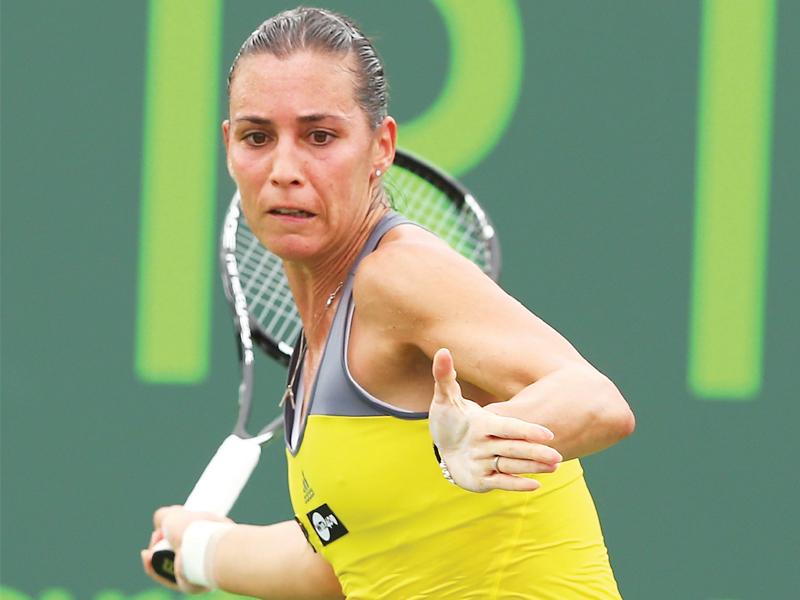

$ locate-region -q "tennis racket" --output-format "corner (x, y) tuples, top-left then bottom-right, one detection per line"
(150, 148), (501, 582)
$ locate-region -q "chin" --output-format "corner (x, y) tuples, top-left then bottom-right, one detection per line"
(263, 236), (318, 263)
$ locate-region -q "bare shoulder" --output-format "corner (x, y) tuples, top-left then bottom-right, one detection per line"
(349, 222), (591, 402)
(348, 222), (506, 408)
(353, 223), (491, 324)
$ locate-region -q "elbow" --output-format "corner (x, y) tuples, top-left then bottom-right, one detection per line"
(614, 399), (636, 442)
(598, 374), (635, 443)
(573, 366), (634, 447)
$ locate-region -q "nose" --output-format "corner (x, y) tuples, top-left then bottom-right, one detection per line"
(270, 139), (303, 188)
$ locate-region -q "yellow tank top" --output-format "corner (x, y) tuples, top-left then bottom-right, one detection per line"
(287, 417), (621, 599)
(284, 215), (622, 599)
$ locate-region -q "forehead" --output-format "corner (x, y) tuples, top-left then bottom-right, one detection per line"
(229, 50), (361, 118)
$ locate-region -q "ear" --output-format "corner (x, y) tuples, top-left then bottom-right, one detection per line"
(222, 120), (235, 180)
(372, 116), (397, 175)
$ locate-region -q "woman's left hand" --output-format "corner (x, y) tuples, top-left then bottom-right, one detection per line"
(142, 506), (231, 594)
(428, 348), (562, 493)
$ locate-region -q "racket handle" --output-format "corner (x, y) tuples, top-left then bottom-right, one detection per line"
(150, 435), (262, 583)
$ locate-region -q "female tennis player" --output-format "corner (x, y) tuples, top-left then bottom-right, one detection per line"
(142, 7), (635, 598)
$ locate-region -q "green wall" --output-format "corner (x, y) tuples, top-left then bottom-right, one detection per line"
(2, 1), (798, 599)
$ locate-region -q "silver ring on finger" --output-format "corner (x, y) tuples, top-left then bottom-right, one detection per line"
(494, 455), (503, 474)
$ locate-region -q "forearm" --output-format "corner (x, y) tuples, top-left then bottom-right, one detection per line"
(213, 520), (343, 600)
(484, 365), (635, 461)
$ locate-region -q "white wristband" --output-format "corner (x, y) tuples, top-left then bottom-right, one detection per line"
(181, 520), (234, 588)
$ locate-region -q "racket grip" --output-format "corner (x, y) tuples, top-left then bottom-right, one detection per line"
(150, 435), (262, 583)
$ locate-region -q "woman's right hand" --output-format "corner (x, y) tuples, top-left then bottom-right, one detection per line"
(429, 348), (562, 493)
(141, 505), (231, 593)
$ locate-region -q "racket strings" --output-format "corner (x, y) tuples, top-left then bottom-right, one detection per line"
(235, 223), (303, 345)
(384, 168), (488, 272)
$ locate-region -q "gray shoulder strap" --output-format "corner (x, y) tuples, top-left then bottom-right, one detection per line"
(285, 212), (425, 451)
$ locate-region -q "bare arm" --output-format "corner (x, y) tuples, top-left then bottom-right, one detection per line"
(142, 507), (343, 599)
(214, 521), (343, 600)
(482, 363), (634, 461)
(355, 229), (634, 489)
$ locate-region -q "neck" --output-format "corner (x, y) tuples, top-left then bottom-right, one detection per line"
(285, 206), (389, 341)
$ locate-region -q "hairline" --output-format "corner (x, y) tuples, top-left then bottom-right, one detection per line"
(227, 47), (378, 128)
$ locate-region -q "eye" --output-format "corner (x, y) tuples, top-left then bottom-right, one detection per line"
(244, 131), (269, 146)
(309, 130), (335, 145)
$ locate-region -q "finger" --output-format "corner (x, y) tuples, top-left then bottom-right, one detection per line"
(153, 505), (180, 529)
(153, 507), (167, 529)
(161, 517), (181, 550)
(158, 508), (193, 549)
(493, 455), (559, 476)
(484, 473), (543, 493)
(487, 414), (555, 444)
(141, 549), (153, 575)
(487, 438), (562, 466)
(431, 348), (464, 411)
(432, 347), (456, 382)
(148, 527), (164, 550)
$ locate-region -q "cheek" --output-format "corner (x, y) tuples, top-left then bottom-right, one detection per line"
(331, 170), (369, 210)
(239, 194), (257, 223)
(336, 155), (372, 193)
(229, 151), (256, 177)
(231, 158), (271, 198)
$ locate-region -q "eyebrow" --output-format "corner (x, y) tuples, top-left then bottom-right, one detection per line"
(235, 114), (347, 125)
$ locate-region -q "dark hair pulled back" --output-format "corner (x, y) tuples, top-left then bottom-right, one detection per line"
(228, 7), (388, 130)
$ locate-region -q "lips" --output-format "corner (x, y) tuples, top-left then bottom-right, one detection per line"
(270, 208), (314, 218)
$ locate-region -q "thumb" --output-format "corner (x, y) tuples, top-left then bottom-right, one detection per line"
(432, 347), (456, 382)
(432, 348), (461, 408)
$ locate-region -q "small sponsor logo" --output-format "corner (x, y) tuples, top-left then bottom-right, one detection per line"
(303, 472), (315, 503)
(306, 503), (348, 546)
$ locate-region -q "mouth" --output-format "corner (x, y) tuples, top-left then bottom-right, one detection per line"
(270, 208), (314, 218)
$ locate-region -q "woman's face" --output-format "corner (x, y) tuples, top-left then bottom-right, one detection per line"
(224, 50), (395, 265)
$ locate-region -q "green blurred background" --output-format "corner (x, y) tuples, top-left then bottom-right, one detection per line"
(2, 1), (798, 599)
